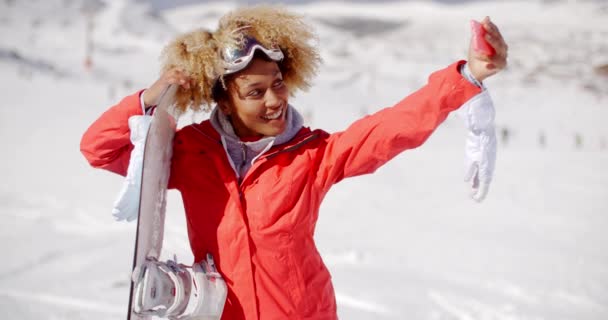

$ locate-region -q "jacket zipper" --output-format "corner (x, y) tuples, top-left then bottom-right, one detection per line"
(238, 142), (248, 183)
(241, 143), (247, 168)
(263, 132), (320, 160)
(190, 125), (223, 146)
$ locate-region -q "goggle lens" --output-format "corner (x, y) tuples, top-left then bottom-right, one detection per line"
(222, 36), (284, 74)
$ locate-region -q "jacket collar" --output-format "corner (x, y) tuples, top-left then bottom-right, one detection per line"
(201, 104), (309, 179)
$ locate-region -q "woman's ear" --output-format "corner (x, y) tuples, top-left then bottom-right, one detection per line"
(218, 101), (233, 115)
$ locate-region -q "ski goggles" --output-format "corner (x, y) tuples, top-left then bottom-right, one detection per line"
(221, 35), (284, 75)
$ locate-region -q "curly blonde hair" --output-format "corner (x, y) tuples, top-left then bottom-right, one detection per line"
(159, 5), (321, 114)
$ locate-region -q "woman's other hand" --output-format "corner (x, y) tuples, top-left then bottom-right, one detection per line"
(468, 16), (508, 82)
(142, 68), (193, 108)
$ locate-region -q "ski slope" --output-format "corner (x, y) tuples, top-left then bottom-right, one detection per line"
(1, 0), (607, 319)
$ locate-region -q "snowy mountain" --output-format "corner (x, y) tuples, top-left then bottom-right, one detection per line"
(1, 0), (607, 319)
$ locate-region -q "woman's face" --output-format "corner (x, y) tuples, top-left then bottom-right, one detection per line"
(221, 58), (289, 138)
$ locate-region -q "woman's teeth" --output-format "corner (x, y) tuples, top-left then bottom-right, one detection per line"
(263, 108), (283, 120)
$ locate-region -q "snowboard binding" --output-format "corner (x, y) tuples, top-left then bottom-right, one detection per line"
(132, 253), (227, 319)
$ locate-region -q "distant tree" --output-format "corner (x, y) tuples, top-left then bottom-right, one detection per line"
(594, 64), (608, 77)
(538, 130), (546, 148)
(123, 79), (134, 90)
(500, 127), (510, 146)
(574, 132), (583, 150)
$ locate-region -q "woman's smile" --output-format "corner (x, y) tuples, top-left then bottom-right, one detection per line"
(261, 105), (284, 121)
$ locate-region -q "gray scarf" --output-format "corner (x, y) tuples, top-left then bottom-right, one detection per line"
(209, 105), (304, 179)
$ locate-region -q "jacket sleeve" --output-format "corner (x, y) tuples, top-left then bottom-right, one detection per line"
(314, 61), (482, 192)
(80, 90), (145, 176)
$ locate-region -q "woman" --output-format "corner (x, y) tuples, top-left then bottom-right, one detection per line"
(81, 6), (507, 320)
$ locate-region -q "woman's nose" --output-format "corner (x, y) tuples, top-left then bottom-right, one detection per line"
(264, 90), (282, 109)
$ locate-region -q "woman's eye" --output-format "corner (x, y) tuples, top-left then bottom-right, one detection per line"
(273, 79), (284, 87)
(248, 89), (261, 96)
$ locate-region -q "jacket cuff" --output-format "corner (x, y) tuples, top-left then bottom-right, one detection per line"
(459, 62), (486, 89)
(443, 61), (484, 109)
(139, 89), (155, 115)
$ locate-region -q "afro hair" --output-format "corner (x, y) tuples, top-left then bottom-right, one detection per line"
(159, 5), (321, 114)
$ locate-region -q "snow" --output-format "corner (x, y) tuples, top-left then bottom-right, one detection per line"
(1, 0), (607, 319)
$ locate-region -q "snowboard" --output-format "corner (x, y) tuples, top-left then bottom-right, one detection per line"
(127, 84), (178, 320)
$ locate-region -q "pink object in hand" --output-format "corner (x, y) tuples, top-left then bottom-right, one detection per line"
(470, 20), (496, 56)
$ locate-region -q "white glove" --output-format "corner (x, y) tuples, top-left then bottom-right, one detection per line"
(111, 115), (152, 221)
(459, 90), (497, 202)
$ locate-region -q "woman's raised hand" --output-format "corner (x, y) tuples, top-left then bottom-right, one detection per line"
(467, 17), (508, 82)
(142, 68), (193, 108)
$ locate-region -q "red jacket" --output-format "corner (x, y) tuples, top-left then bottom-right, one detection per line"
(81, 61), (480, 320)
